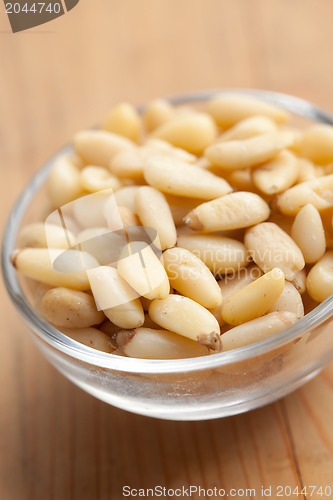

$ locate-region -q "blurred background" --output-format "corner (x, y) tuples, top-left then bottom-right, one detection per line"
(1, 1), (333, 498)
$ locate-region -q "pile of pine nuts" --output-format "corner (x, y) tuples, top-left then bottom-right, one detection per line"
(11, 94), (333, 359)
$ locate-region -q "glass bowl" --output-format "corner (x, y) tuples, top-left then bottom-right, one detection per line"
(3, 89), (333, 421)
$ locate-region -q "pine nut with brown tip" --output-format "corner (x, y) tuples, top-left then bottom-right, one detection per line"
(116, 327), (209, 359)
(184, 192), (270, 232)
(149, 295), (221, 351)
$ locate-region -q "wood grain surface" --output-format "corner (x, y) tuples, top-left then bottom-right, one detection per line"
(1, 1), (333, 498)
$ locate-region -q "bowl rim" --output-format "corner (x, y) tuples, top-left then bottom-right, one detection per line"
(2, 88), (333, 374)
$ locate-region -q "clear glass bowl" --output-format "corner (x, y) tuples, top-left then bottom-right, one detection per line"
(3, 89), (333, 421)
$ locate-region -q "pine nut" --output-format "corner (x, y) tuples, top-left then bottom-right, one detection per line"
(80, 166), (122, 193)
(216, 115), (277, 142)
(252, 150), (299, 195)
(296, 158), (319, 183)
(118, 241), (169, 300)
(62, 327), (114, 353)
(116, 327), (209, 359)
(74, 130), (135, 168)
(144, 138), (196, 163)
(17, 222), (74, 250)
(163, 247), (222, 308)
(135, 186), (177, 250)
(184, 192), (270, 232)
(223, 168), (256, 192)
(68, 153), (85, 170)
(40, 287), (105, 328)
(221, 311), (298, 351)
(299, 124), (333, 163)
(72, 190), (112, 229)
(205, 131), (294, 170)
(244, 222), (305, 280)
(281, 127), (303, 153)
(45, 210), (81, 238)
(11, 248), (99, 290)
(277, 174), (333, 215)
(47, 154), (83, 208)
(117, 206), (140, 229)
(291, 204), (326, 263)
(210, 265), (263, 325)
(114, 186), (141, 212)
(87, 266), (144, 328)
(221, 268), (285, 325)
(151, 113), (218, 155)
(148, 295), (221, 351)
(306, 250), (333, 302)
(177, 233), (249, 275)
(101, 102), (141, 142)
(110, 147), (146, 180)
(143, 155), (232, 199)
(143, 99), (174, 132)
(104, 199), (140, 232)
(207, 94), (289, 128)
(76, 228), (126, 266)
(268, 281), (304, 318)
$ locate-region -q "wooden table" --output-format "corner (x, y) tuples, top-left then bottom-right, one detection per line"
(1, 1), (333, 498)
